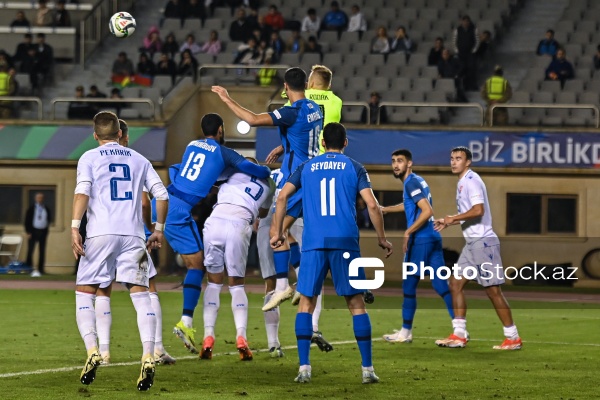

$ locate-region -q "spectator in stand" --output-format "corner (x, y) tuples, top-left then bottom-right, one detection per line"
(36, 0), (53, 27)
(254, 15), (273, 43)
(257, 40), (274, 64)
(142, 26), (162, 59)
(0, 65), (17, 118)
(391, 26), (413, 62)
(361, 91), (387, 125)
(246, 7), (260, 31)
(305, 36), (323, 61)
(137, 53), (156, 76)
(53, 0), (71, 27)
(545, 48), (574, 88)
(110, 87), (124, 115)
(186, 0), (207, 27)
(178, 49), (198, 81)
(156, 52), (177, 84)
(428, 37), (444, 66)
(301, 8), (320, 33)
(163, 32), (179, 59)
(347, 4), (367, 40)
(371, 27), (391, 55)
(593, 45), (600, 70)
(180, 33), (202, 55)
(164, 0), (184, 23)
(13, 34), (34, 69)
(19, 47), (40, 92)
(230, 8), (254, 43)
(0, 53), (13, 71)
(10, 11), (30, 28)
(35, 34), (53, 84)
(286, 29), (306, 55)
(86, 84), (107, 115)
(264, 5), (284, 31)
(476, 30), (492, 72)
(200, 30), (222, 56)
(112, 51), (134, 76)
(234, 37), (262, 65)
(268, 31), (285, 63)
(438, 48), (466, 102)
(321, 1), (348, 37)
(67, 85), (96, 119)
(453, 15), (479, 91)
(536, 29), (559, 58)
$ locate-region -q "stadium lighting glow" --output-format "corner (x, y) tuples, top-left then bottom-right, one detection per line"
(237, 121), (251, 135)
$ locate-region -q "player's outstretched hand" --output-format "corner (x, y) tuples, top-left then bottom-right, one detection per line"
(433, 218), (447, 232)
(270, 234), (286, 249)
(379, 205), (387, 215)
(378, 238), (393, 258)
(71, 228), (85, 260)
(265, 145), (284, 164)
(146, 231), (164, 250)
(211, 86), (230, 102)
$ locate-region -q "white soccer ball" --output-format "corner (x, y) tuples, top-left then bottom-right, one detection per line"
(109, 12), (136, 38)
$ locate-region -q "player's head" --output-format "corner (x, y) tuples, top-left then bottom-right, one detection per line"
(450, 146), (472, 175)
(308, 65), (333, 90)
(322, 122), (348, 152)
(201, 113), (225, 144)
(391, 149), (413, 180)
(93, 111), (121, 142)
(283, 67), (307, 96)
(118, 119), (129, 147)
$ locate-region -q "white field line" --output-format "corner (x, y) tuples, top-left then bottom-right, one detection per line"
(2, 336), (600, 379)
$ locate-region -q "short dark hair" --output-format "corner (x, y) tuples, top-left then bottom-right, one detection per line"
(24, 33), (32, 39)
(435, 36), (443, 42)
(308, 8), (316, 15)
(451, 146), (473, 160)
(201, 113), (224, 137)
(391, 149), (412, 161)
(547, 29), (555, 35)
(93, 111), (120, 140)
(90, 85), (98, 91)
(119, 118), (129, 137)
(37, 33), (45, 39)
(331, 1), (339, 7)
(323, 122), (346, 150)
(284, 67), (306, 92)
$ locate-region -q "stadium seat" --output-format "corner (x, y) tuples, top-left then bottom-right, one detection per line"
(323, 53), (343, 69)
(386, 52), (408, 67)
(355, 65), (377, 78)
(280, 53), (300, 66)
(579, 91), (599, 105)
(185, 19), (204, 31)
(344, 54), (365, 67)
(563, 79), (584, 93)
(300, 53), (321, 66)
(351, 76), (368, 91)
(391, 77), (412, 92)
(434, 78), (455, 94)
(369, 77), (390, 92)
(413, 78), (433, 92)
(539, 80), (562, 94)
(319, 31), (339, 43)
(420, 66), (439, 79)
(162, 18), (182, 32)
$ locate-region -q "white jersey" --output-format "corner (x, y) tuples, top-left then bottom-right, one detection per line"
(76, 142), (163, 240)
(211, 171), (275, 223)
(456, 169), (498, 245)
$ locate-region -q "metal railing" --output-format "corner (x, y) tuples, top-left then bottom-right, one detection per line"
(49, 98), (155, 120)
(490, 103), (600, 128)
(378, 101), (485, 126)
(267, 99), (371, 123)
(0, 97), (43, 120)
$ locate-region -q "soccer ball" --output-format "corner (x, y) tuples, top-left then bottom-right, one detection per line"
(109, 12), (136, 38)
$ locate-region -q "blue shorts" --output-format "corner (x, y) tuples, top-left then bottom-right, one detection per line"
(286, 188), (303, 219)
(297, 249), (365, 297)
(152, 196), (203, 255)
(404, 238), (445, 275)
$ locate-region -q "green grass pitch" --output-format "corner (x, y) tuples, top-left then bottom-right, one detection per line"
(0, 288), (598, 399)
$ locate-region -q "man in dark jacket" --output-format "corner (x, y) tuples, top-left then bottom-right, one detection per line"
(25, 192), (51, 276)
(438, 49), (467, 102)
(545, 48), (574, 87)
(453, 15), (479, 91)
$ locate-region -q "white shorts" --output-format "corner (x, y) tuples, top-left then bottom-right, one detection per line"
(99, 249), (156, 289)
(257, 215), (304, 279)
(455, 241), (505, 287)
(76, 235), (150, 288)
(203, 216), (252, 277)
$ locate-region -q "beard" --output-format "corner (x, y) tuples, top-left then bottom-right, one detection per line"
(393, 170), (405, 179)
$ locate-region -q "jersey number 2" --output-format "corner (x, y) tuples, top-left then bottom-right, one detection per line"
(180, 152), (206, 181)
(109, 163), (132, 201)
(245, 176), (264, 200)
(320, 178), (336, 216)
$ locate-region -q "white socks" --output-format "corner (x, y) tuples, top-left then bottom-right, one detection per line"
(76, 291), (98, 352)
(149, 292), (164, 354)
(312, 293), (322, 332)
(275, 277), (289, 292)
(503, 324), (519, 340)
(95, 296), (111, 354)
(264, 292), (280, 349)
(452, 318), (467, 339)
(130, 291), (156, 357)
(203, 282), (222, 338)
(230, 285), (248, 338)
(400, 327), (412, 338)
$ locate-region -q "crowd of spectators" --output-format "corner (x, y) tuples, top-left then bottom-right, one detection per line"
(9, 1), (72, 28)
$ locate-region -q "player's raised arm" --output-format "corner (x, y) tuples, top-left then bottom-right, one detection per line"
(381, 203), (404, 214)
(360, 187), (393, 258)
(211, 86), (274, 126)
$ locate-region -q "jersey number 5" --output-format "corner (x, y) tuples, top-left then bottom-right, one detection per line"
(109, 163), (132, 201)
(180, 151), (206, 181)
(245, 176), (264, 201)
(320, 178), (336, 216)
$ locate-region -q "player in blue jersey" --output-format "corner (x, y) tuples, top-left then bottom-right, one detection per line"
(380, 149), (455, 344)
(164, 113), (271, 354)
(212, 67), (323, 312)
(270, 123), (393, 384)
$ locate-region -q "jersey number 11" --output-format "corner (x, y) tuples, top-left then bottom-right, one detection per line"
(320, 178), (336, 216)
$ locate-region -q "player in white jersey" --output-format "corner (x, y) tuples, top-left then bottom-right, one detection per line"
(200, 157), (275, 361)
(433, 146), (522, 350)
(71, 111), (169, 391)
(93, 119), (176, 367)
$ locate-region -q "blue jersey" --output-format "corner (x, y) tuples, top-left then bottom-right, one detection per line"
(403, 173), (441, 243)
(288, 152), (371, 251)
(269, 98), (323, 185)
(169, 139), (246, 204)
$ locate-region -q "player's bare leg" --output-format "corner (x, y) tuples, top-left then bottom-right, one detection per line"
(173, 251), (205, 354)
(201, 271), (223, 360)
(435, 277), (469, 348)
(486, 285), (522, 350)
(263, 276), (283, 357)
(345, 294), (378, 384)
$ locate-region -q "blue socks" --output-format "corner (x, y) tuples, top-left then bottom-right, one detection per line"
(353, 313), (372, 367)
(402, 275), (419, 329)
(295, 312), (312, 366)
(274, 250), (290, 278)
(289, 242), (301, 268)
(182, 269), (204, 317)
(432, 278), (455, 319)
